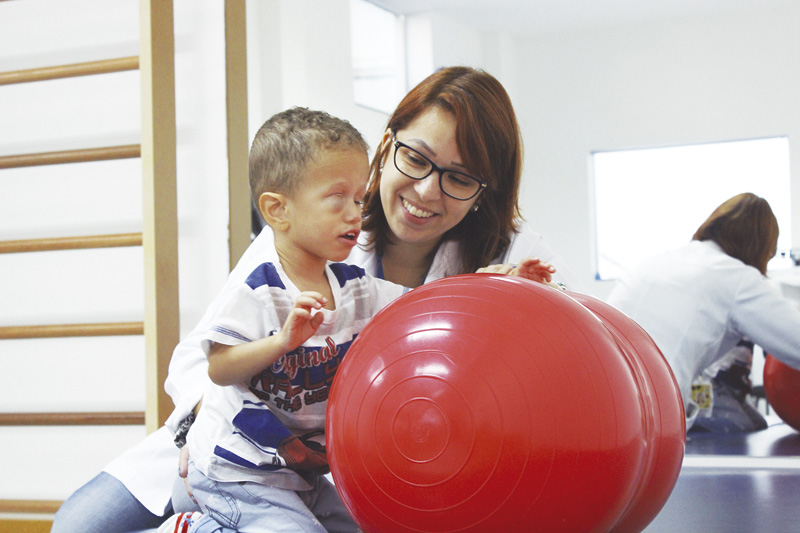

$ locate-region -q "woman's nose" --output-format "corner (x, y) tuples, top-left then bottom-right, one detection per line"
(414, 172), (442, 201)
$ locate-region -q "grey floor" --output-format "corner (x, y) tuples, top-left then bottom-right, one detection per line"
(644, 419), (800, 532)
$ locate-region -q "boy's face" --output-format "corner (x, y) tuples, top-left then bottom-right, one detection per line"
(284, 147), (369, 263)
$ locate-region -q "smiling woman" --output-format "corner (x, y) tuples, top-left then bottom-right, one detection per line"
(361, 66), (532, 288)
(375, 106), (481, 281)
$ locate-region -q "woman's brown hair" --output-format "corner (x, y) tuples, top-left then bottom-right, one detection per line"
(693, 192), (779, 275)
(361, 66), (523, 273)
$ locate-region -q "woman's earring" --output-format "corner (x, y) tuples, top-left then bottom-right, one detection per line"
(471, 203), (480, 212)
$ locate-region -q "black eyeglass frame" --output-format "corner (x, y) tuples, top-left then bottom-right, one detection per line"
(391, 132), (487, 201)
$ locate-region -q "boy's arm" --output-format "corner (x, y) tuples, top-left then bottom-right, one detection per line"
(208, 291), (327, 386)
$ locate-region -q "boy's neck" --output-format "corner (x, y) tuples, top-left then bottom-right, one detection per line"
(275, 236), (335, 309)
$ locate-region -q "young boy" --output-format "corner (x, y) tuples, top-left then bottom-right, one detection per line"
(174, 108), (555, 533)
(180, 107), (401, 533)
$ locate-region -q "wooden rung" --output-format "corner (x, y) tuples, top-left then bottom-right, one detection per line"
(0, 411), (145, 426)
(0, 322), (144, 339)
(0, 499), (62, 514)
(0, 144), (140, 169)
(0, 233), (143, 254)
(0, 519), (53, 533)
(0, 56), (139, 86)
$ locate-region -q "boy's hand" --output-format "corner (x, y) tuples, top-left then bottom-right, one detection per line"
(277, 291), (327, 352)
(208, 294), (327, 386)
(478, 257), (556, 284)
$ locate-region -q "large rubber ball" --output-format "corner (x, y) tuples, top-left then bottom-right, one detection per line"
(326, 274), (685, 532)
(764, 354), (800, 432)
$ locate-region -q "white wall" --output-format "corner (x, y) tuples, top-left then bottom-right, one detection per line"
(246, 0), (389, 155)
(513, 5), (800, 298)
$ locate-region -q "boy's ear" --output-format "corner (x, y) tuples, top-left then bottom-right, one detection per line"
(259, 192), (290, 230)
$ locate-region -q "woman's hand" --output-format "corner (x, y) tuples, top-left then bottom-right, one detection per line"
(178, 445), (197, 505)
(478, 257), (556, 284)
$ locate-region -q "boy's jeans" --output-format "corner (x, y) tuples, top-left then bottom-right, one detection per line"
(187, 461), (359, 532)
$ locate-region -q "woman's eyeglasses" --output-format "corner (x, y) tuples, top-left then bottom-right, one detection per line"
(391, 132), (487, 201)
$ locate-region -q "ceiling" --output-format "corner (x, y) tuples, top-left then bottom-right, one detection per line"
(368, 0), (794, 36)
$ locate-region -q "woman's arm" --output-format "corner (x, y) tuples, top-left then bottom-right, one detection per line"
(164, 227), (279, 428)
(731, 272), (800, 370)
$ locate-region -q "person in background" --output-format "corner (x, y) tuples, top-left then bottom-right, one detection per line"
(53, 66), (580, 533)
(689, 339), (768, 433)
(607, 192), (800, 430)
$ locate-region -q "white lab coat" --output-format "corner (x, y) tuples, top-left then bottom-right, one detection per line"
(105, 221), (579, 514)
(607, 240), (800, 427)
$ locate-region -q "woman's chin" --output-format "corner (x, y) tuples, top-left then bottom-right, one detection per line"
(390, 223), (443, 250)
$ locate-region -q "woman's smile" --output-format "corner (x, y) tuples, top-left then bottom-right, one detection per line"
(402, 197), (435, 219)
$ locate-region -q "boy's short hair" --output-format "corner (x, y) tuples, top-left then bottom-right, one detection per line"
(249, 107), (369, 199)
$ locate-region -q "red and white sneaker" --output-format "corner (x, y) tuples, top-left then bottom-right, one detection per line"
(157, 511), (204, 533)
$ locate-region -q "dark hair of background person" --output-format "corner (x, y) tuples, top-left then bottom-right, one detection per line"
(693, 192), (779, 275)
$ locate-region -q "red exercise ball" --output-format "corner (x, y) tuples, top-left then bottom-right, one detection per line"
(764, 354), (800, 432)
(326, 275), (684, 532)
(567, 292), (685, 533)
